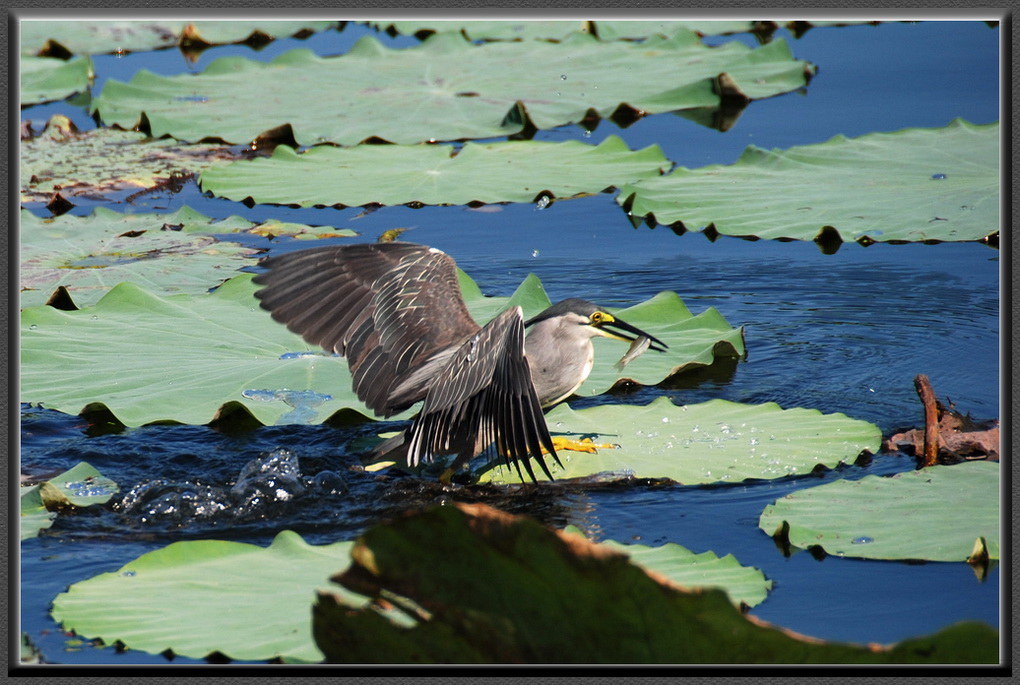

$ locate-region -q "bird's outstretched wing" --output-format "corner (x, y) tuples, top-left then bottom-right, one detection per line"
(405, 307), (560, 481)
(253, 243), (480, 417)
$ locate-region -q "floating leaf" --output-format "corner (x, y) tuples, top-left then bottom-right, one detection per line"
(21, 462), (118, 541)
(566, 526), (772, 608)
(477, 397), (880, 485)
(21, 271), (735, 427)
(19, 208), (259, 309)
(21, 55), (91, 105)
(200, 136), (670, 207)
(370, 20), (766, 42)
(619, 119), (999, 246)
(38, 461), (119, 508)
(20, 20), (338, 56)
(758, 461), (1000, 561)
(51, 531), (360, 662)
(20, 484), (56, 541)
(312, 502), (997, 663)
(93, 31), (814, 145)
(20, 115), (238, 205)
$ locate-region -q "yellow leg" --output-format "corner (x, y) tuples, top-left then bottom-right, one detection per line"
(549, 436), (619, 454)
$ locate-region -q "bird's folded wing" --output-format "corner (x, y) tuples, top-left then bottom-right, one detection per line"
(405, 307), (559, 480)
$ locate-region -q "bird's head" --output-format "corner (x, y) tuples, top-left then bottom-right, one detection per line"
(525, 298), (668, 351)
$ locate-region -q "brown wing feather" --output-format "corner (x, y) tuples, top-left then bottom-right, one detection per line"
(253, 243), (480, 417)
(404, 307), (559, 479)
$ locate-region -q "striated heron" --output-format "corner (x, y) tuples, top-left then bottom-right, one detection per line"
(253, 242), (667, 481)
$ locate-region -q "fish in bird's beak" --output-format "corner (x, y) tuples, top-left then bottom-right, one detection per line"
(593, 313), (668, 352)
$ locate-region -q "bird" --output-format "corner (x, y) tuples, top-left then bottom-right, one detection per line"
(252, 242), (667, 482)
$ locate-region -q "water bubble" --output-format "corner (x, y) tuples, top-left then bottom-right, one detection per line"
(931, 173), (947, 180)
(312, 470), (348, 495)
(852, 536), (874, 545)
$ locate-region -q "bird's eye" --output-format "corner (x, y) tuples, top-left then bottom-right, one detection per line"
(590, 311), (605, 324)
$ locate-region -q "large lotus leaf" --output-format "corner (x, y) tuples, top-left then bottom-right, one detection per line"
(48, 519), (771, 662)
(51, 530), (361, 662)
(92, 31), (815, 145)
(20, 115), (238, 205)
(370, 20), (764, 41)
(618, 119), (999, 245)
(477, 397), (881, 485)
(20, 20), (338, 56)
(369, 19), (596, 41)
(19, 207), (260, 309)
(199, 136), (670, 207)
(21, 462), (118, 541)
(565, 526), (772, 608)
(758, 461), (1000, 562)
(313, 502), (998, 664)
(21, 55), (91, 105)
(21, 271), (735, 427)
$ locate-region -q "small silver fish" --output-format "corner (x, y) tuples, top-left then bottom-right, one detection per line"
(614, 335), (652, 371)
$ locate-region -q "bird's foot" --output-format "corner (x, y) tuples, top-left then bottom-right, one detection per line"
(549, 437), (619, 454)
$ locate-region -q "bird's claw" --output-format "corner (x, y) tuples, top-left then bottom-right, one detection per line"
(550, 437), (619, 454)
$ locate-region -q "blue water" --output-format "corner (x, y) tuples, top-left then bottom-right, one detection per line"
(18, 19), (1001, 664)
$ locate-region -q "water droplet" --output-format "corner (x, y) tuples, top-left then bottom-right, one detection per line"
(29, 324), (38, 330)
(560, 74), (567, 80)
(531, 249), (540, 258)
(583, 130), (592, 138)
(749, 438), (759, 446)
(931, 173), (947, 180)
(535, 196), (551, 210)
(852, 536), (874, 545)
(121, 570), (136, 577)
(91, 315), (98, 321)
(661, 417), (669, 424)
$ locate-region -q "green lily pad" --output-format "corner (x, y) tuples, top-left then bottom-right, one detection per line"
(21, 55), (91, 105)
(38, 461), (119, 509)
(21, 271), (736, 427)
(618, 119), (999, 246)
(20, 20), (338, 56)
(92, 31), (814, 145)
(51, 531), (360, 662)
(20, 484), (56, 541)
(566, 526), (772, 608)
(758, 461), (1000, 561)
(48, 518), (774, 662)
(370, 20), (765, 42)
(21, 462), (118, 541)
(312, 502), (998, 663)
(19, 208), (260, 309)
(477, 397), (881, 485)
(200, 135), (671, 207)
(20, 115), (238, 205)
